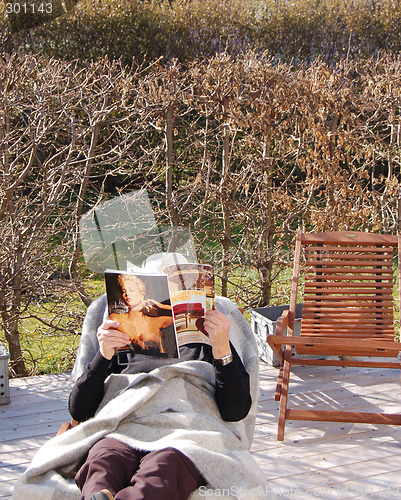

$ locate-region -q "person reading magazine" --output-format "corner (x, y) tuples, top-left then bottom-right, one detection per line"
(69, 305), (252, 500)
(12, 205), (267, 500)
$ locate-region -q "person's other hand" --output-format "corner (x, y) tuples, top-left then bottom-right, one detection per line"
(97, 320), (131, 360)
(203, 310), (231, 359)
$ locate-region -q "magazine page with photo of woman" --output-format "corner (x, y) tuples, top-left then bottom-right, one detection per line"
(105, 270), (179, 358)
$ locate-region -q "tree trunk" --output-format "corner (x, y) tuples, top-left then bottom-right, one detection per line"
(220, 98), (231, 297)
(69, 123), (101, 308)
(1, 304), (28, 377)
(165, 106), (180, 227)
(381, 107), (396, 234)
(0, 110), (28, 376)
(0, 242), (29, 377)
(258, 124), (274, 307)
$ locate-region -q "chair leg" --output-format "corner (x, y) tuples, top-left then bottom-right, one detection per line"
(275, 366), (283, 401)
(277, 347), (292, 441)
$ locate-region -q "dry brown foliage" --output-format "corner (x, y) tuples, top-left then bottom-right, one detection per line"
(1, 51), (400, 374)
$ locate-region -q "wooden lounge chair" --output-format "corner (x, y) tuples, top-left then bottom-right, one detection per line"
(267, 230), (401, 441)
(57, 297), (246, 436)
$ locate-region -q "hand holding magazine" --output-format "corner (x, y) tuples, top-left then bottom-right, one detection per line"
(105, 253), (215, 358)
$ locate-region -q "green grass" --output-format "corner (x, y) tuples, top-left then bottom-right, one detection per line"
(1, 276), (106, 376)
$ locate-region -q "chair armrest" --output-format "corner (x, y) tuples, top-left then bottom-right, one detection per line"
(56, 418), (80, 436)
(275, 310), (289, 336)
(266, 309), (290, 366)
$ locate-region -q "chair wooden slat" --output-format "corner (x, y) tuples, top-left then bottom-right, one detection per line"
(303, 294), (394, 301)
(305, 258), (394, 265)
(286, 409), (401, 425)
(300, 329), (394, 336)
(299, 329), (394, 334)
(306, 287), (393, 294)
(301, 230), (397, 245)
(304, 245), (395, 252)
(308, 268), (393, 279)
(302, 302), (393, 309)
(302, 310), (393, 317)
(267, 334), (400, 349)
(295, 347), (398, 356)
(305, 281), (393, 287)
(301, 318), (394, 325)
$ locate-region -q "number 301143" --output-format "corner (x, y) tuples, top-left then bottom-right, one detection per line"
(5, 2), (53, 14)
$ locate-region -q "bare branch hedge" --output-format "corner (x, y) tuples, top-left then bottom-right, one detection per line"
(1, 51), (400, 374)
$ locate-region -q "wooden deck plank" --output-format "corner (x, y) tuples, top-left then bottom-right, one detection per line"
(265, 454), (401, 498)
(0, 373), (72, 498)
(1, 362), (401, 500)
(251, 361), (401, 499)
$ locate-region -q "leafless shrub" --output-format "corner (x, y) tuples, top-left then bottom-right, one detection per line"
(1, 51), (400, 374)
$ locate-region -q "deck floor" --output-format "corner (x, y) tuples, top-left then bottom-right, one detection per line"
(1, 361), (401, 499)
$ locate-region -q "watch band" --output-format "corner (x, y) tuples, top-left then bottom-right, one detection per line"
(214, 352), (233, 367)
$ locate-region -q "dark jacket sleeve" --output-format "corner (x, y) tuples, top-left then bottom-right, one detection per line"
(213, 345), (252, 422)
(68, 350), (112, 422)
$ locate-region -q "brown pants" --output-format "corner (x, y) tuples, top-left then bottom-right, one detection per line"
(75, 437), (206, 500)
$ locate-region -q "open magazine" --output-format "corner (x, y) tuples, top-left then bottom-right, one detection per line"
(105, 262), (215, 358)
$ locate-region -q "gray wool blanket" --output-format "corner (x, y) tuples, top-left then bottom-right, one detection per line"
(13, 296), (271, 499)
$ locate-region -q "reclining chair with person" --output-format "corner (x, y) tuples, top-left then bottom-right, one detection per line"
(13, 191), (270, 500)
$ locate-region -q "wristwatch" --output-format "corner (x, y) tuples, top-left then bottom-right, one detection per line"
(214, 352), (233, 367)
